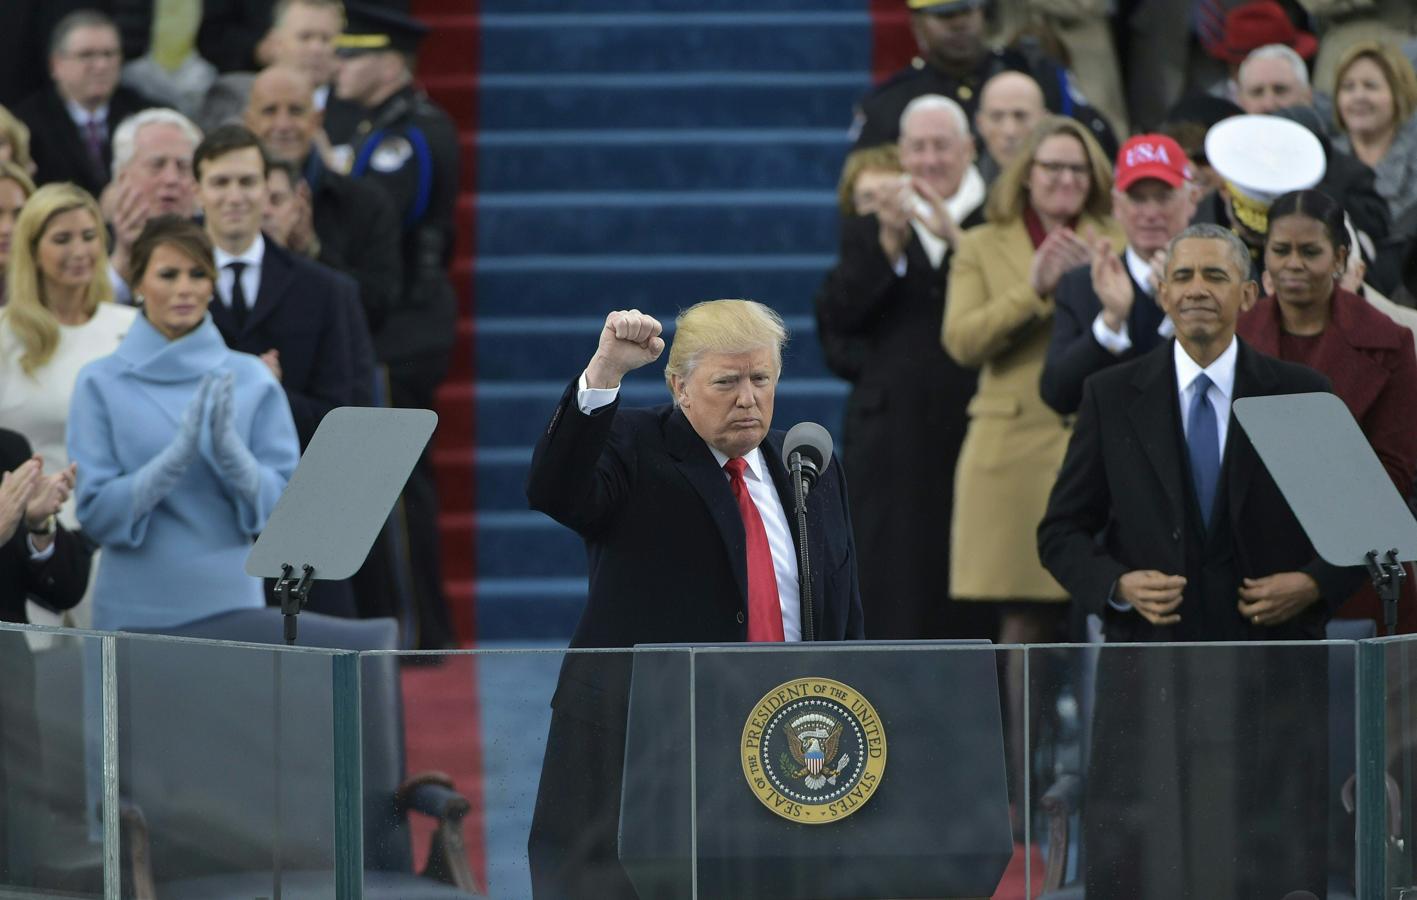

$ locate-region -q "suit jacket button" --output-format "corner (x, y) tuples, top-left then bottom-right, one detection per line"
(1171, 528), (1181, 542)
(736, 611), (745, 624)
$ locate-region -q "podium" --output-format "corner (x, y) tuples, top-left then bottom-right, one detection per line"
(619, 643), (1012, 899)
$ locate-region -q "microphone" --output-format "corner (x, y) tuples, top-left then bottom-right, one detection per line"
(782, 422), (833, 490)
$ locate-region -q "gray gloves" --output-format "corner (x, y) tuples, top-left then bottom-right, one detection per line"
(209, 373), (262, 503)
(132, 375), (210, 516)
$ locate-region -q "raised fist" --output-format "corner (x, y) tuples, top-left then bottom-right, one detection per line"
(584, 310), (666, 388)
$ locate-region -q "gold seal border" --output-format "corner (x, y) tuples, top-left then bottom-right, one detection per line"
(739, 676), (887, 825)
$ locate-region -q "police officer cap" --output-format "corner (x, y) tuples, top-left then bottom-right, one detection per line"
(335, 3), (429, 57)
(907, 0), (988, 13)
(1205, 114), (1324, 235)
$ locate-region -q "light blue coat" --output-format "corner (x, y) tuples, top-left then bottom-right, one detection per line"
(68, 314), (300, 631)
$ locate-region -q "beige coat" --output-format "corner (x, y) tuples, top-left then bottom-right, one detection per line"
(943, 214), (1123, 601)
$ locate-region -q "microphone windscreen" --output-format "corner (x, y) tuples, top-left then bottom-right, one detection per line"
(782, 422), (833, 475)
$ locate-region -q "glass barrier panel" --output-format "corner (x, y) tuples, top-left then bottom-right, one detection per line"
(1361, 634), (1417, 899)
(1027, 640), (1358, 899)
(361, 647), (693, 899)
(686, 642), (1017, 900)
(0, 625), (109, 898)
(114, 630), (348, 899)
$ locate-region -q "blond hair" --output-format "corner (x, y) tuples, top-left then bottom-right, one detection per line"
(2, 183), (113, 375)
(0, 106), (32, 174)
(986, 115), (1114, 224)
(1333, 40), (1417, 133)
(837, 144), (903, 216)
(664, 299), (788, 402)
(0, 160), (35, 200)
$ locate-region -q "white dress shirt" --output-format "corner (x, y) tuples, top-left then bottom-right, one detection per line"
(1173, 335), (1237, 456)
(1092, 245), (1176, 354)
(63, 97), (109, 134)
(576, 375), (803, 641)
(214, 234), (266, 312)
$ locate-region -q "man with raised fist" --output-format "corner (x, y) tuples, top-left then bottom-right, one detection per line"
(525, 300), (864, 899)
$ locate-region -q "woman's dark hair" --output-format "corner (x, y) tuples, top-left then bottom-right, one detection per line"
(1266, 190), (1350, 256)
(129, 215), (217, 285)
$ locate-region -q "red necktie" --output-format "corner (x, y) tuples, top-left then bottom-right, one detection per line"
(724, 457), (785, 642)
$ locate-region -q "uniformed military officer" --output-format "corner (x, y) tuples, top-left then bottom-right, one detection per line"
(853, 0), (1117, 158)
(326, 2), (459, 648)
(1204, 114), (1325, 270)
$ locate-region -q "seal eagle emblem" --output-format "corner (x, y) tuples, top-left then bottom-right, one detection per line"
(740, 677), (887, 824)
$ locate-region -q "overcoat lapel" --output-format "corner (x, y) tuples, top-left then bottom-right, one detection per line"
(664, 409), (748, 608)
(1127, 344), (1187, 521)
(243, 240), (293, 336)
(1226, 341), (1278, 526)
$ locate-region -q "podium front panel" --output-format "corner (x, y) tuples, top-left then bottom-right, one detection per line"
(621, 643), (1012, 899)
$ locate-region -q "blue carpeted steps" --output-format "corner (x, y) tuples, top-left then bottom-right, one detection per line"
(472, 0), (871, 640)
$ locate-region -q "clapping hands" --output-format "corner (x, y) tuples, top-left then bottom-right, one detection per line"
(0, 457), (78, 545)
(209, 373), (262, 500)
(1029, 227), (1094, 297)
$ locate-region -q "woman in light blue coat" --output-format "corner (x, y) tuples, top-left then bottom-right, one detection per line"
(67, 216), (298, 631)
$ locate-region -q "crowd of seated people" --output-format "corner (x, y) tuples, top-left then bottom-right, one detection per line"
(0, 0), (458, 650)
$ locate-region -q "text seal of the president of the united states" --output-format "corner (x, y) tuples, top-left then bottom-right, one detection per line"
(740, 677), (887, 824)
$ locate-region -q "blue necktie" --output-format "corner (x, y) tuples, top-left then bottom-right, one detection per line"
(1186, 373), (1220, 527)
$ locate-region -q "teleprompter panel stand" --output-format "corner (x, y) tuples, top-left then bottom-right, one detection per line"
(620, 643), (1011, 899)
(1235, 393), (1417, 635)
(247, 407), (437, 644)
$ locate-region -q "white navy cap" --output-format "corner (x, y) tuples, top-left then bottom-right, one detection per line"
(1204, 114), (1325, 234)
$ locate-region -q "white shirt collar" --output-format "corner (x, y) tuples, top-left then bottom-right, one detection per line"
(1173, 335), (1238, 399)
(711, 445), (768, 483)
(1124, 245), (1157, 296)
(64, 96), (109, 127)
(214, 233), (266, 270)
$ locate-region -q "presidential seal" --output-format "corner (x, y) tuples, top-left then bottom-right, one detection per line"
(740, 677), (886, 824)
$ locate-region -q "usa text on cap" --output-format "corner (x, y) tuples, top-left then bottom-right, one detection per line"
(1115, 135), (1192, 191)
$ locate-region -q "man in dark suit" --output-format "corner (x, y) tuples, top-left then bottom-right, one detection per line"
(1041, 133), (1196, 416)
(243, 64), (403, 334)
(195, 124), (357, 449)
(816, 94), (988, 640)
(1037, 224), (1360, 898)
(195, 124), (358, 617)
(525, 302), (865, 899)
(14, 10), (156, 196)
(0, 429), (90, 623)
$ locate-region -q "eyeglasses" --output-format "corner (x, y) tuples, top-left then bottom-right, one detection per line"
(67, 49), (121, 64)
(1033, 160), (1091, 179)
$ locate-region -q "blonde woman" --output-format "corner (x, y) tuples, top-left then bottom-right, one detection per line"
(0, 161), (35, 306)
(0, 106), (34, 175)
(0, 183), (136, 627)
(1332, 40), (1417, 228)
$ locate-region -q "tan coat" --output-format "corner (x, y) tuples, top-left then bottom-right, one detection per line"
(942, 214), (1123, 601)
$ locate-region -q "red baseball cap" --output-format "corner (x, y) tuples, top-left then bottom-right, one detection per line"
(1212, 1), (1317, 64)
(1114, 135), (1192, 191)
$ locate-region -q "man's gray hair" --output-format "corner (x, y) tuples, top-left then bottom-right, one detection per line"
(49, 9), (119, 57)
(899, 94), (970, 142)
(1165, 223), (1253, 280)
(1239, 44), (1310, 88)
(111, 109), (203, 178)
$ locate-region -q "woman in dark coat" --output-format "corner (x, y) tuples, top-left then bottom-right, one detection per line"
(1238, 188), (1417, 631)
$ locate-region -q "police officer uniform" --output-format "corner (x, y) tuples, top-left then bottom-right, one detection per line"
(328, 3), (460, 371)
(328, 3), (459, 648)
(852, 0), (1117, 157)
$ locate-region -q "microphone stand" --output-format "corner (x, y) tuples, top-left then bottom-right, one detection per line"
(1365, 548), (1407, 637)
(790, 451), (816, 642)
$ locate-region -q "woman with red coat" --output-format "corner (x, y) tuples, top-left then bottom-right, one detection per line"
(1239, 188), (1417, 631)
